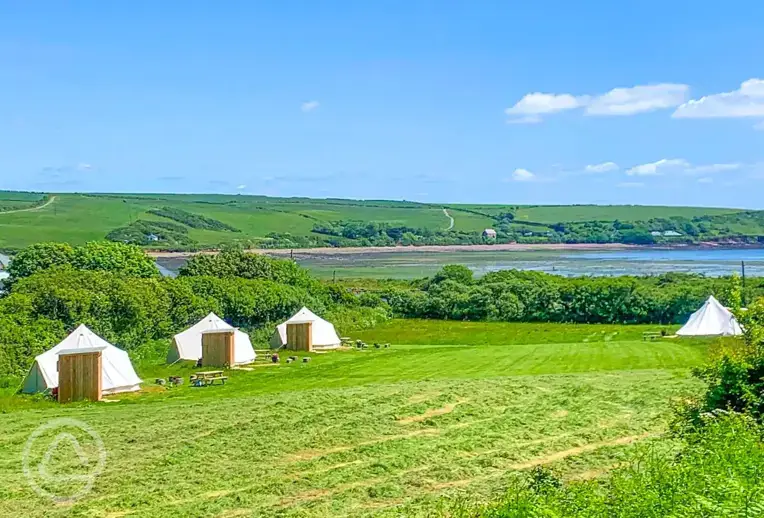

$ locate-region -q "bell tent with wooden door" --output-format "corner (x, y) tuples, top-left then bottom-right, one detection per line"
(167, 312), (256, 365)
(270, 307), (342, 351)
(22, 324), (142, 395)
(676, 295), (744, 337)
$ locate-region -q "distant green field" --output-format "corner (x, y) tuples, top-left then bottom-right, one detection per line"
(0, 192), (754, 250)
(0, 191), (46, 213)
(0, 320), (710, 517)
(512, 205), (739, 224)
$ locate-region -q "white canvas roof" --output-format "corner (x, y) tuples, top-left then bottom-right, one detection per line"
(271, 307), (341, 350)
(168, 312), (256, 365)
(22, 324), (142, 395)
(677, 296), (743, 336)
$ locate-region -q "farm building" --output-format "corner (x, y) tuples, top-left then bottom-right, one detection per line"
(677, 296), (743, 336)
(271, 307), (342, 351)
(22, 324), (142, 395)
(168, 312), (256, 365)
(482, 229), (497, 239)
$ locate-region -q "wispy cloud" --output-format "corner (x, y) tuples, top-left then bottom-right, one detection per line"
(510, 168), (537, 182)
(626, 158), (690, 176)
(755, 120), (764, 131)
(506, 83), (688, 123)
(673, 78), (764, 119)
(236, 184), (247, 190)
(505, 93), (587, 123)
(301, 100), (320, 113)
(617, 182), (644, 188)
(697, 177), (714, 184)
(586, 84), (688, 116)
(584, 162), (619, 173)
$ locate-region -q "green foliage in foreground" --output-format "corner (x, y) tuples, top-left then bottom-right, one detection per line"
(469, 413), (764, 518)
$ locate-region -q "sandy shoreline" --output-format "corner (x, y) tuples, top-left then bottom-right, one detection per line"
(148, 242), (636, 259)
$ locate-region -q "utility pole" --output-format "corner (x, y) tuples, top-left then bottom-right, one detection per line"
(742, 261), (747, 307)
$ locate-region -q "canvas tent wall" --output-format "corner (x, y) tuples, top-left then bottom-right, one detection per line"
(677, 296), (743, 336)
(168, 312), (256, 365)
(22, 324), (142, 395)
(270, 307), (341, 350)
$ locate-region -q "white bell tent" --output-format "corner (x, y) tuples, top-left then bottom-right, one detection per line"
(22, 324), (142, 395)
(676, 296), (743, 337)
(168, 312), (256, 364)
(271, 307), (342, 350)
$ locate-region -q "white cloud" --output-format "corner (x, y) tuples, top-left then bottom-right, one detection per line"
(76, 163), (93, 171)
(626, 158), (690, 176)
(685, 163), (742, 174)
(697, 177), (714, 184)
(586, 84), (689, 116)
(506, 83), (687, 123)
(511, 168), (536, 182)
(301, 100), (320, 112)
(755, 120), (764, 130)
(673, 79), (764, 118)
(236, 184), (247, 190)
(618, 182), (644, 188)
(584, 161), (619, 173)
(506, 93), (587, 115)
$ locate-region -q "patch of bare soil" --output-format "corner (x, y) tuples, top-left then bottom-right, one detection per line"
(509, 432), (656, 470)
(397, 399), (468, 424)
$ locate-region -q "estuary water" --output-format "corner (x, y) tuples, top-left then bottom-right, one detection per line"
(155, 247), (764, 279)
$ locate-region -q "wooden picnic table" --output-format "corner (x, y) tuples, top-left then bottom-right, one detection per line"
(191, 370), (228, 386)
(642, 331), (662, 341)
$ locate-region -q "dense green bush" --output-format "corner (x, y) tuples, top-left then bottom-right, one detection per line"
(148, 206), (240, 232)
(377, 267), (764, 325)
(8, 241), (159, 281)
(106, 220), (196, 247)
(179, 249), (321, 291)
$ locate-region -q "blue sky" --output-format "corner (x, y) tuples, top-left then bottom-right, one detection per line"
(1, 1), (763, 207)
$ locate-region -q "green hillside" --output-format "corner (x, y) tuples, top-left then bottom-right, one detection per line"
(0, 192), (761, 251)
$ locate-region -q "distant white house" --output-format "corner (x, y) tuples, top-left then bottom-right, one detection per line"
(651, 230), (683, 237)
(482, 228), (497, 239)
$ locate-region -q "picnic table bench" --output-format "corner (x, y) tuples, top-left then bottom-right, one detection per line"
(642, 331), (662, 341)
(191, 370), (228, 387)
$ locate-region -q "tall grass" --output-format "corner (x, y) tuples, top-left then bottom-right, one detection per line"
(468, 413), (764, 517)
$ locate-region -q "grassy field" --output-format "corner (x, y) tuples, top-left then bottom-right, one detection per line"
(0, 321), (713, 517)
(0, 191), (46, 213)
(512, 205), (739, 224)
(0, 192), (752, 250)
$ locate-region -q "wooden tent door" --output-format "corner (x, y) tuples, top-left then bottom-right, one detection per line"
(58, 351), (102, 403)
(202, 330), (235, 367)
(286, 322), (313, 351)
